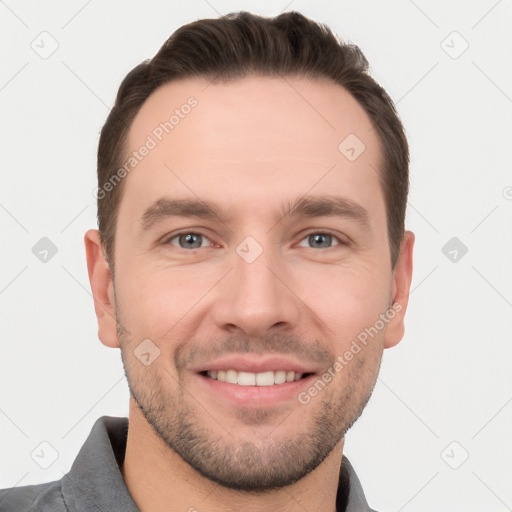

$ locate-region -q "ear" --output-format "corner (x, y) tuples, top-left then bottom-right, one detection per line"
(383, 230), (415, 349)
(84, 229), (120, 348)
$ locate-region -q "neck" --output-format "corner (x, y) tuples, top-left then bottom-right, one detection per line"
(121, 398), (344, 512)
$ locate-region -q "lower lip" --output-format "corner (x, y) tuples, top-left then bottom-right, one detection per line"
(197, 373), (315, 407)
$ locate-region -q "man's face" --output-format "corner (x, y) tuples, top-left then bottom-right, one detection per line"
(94, 76), (411, 490)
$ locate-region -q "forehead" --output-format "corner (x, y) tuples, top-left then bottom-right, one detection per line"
(120, 75), (384, 227)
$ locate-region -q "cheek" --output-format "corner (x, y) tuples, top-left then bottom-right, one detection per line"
(116, 263), (214, 339)
(115, 247), (391, 349)
(292, 261), (390, 337)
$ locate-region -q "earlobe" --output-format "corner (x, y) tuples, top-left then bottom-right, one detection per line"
(84, 229), (120, 348)
(384, 230), (415, 349)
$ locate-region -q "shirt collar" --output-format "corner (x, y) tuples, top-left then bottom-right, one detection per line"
(61, 415), (374, 512)
(62, 416), (139, 512)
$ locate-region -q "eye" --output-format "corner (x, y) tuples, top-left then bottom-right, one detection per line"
(297, 231), (346, 249)
(166, 232), (213, 250)
(162, 230), (348, 251)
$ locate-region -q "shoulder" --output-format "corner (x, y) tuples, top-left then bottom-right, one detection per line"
(0, 480), (67, 512)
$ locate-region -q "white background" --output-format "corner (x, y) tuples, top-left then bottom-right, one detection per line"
(1, 1), (511, 511)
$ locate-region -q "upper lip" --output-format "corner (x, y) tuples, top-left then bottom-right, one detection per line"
(192, 355), (320, 374)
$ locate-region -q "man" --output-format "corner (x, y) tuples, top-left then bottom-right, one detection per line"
(0, 10), (414, 512)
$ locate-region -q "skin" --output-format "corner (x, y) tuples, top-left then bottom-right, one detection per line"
(85, 75), (414, 512)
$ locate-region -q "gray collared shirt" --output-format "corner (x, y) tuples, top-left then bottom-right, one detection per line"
(0, 416), (377, 512)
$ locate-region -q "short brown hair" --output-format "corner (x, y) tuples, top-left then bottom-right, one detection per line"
(97, 11), (409, 272)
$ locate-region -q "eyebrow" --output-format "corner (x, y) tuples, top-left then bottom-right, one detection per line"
(139, 194), (369, 233)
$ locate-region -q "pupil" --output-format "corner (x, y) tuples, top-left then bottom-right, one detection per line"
(311, 234), (330, 248)
(181, 233), (201, 248)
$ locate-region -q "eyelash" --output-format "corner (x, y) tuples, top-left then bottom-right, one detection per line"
(162, 229), (349, 251)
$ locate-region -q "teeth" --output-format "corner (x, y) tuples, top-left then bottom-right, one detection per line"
(274, 370), (286, 384)
(256, 371), (274, 386)
(206, 369), (304, 386)
(237, 371), (256, 386)
(225, 369), (237, 384)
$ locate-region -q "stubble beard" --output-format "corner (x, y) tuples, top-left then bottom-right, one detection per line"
(117, 316), (381, 492)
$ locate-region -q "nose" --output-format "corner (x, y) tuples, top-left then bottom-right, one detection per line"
(211, 241), (301, 338)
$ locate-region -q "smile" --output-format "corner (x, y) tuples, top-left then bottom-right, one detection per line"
(203, 370), (310, 386)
